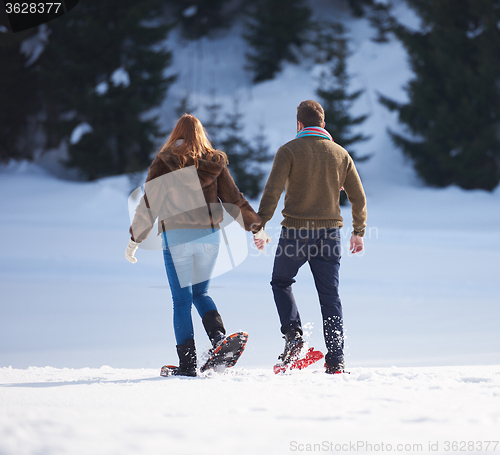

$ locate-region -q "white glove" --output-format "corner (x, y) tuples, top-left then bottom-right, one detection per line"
(254, 228), (271, 251)
(125, 239), (139, 263)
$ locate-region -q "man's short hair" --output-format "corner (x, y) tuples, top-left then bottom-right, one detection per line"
(297, 100), (325, 127)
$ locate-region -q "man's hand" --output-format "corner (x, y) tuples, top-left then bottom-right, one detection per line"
(350, 234), (364, 254)
(254, 228), (271, 251)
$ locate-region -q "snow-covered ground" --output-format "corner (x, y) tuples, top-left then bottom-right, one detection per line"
(2, 2), (500, 454)
(2, 366), (500, 455)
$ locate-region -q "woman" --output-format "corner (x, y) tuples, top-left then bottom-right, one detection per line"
(125, 114), (262, 377)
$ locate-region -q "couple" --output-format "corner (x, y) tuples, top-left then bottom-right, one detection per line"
(126, 100), (367, 377)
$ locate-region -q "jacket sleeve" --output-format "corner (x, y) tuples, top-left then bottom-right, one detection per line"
(257, 146), (292, 229)
(217, 166), (262, 233)
(129, 155), (168, 243)
(343, 156), (367, 237)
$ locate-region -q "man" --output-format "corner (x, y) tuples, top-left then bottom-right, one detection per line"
(254, 100), (367, 374)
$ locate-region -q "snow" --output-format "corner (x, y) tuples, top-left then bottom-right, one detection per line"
(182, 5), (198, 18)
(110, 67), (130, 88)
(1, 158), (499, 455)
(69, 122), (93, 144)
(20, 24), (50, 66)
(1, 365), (500, 455)
(467, 25), (486, 39)
(95, 81), (109, 95)
(2, 2), (500, 454)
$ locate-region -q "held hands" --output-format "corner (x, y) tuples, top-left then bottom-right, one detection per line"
(125, 239), (139, 263)
(350, 234), (364, 254)
(254, 228), (272, 251)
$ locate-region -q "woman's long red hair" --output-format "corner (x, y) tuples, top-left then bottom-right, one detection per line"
(159, 114), (228, 168)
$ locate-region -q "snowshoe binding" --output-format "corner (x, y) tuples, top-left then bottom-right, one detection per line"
(200, 332), (248, 373)
(274, 347), (324, 374)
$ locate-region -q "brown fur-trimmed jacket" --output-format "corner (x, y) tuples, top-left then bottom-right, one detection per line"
(129, 149), (262, 243)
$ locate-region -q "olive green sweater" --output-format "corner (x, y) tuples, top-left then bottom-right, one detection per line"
(257, 136), (367, 236)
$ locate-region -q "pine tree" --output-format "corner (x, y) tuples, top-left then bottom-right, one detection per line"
(202, 93), (225, 147)
(346, 0), (374, 17)
(368, 1), (395, 43)
(175, 94), (197, 118)
(316, 23), (370, 161)
(37, 0), (175, 180)
(0, 29), (39, 162)
(203, 99), (272, 198)
(315, 22), (370, 205)
(244, 0), (312, 83)
(380, 0), (500, 191)
(166, 0), (233, 40)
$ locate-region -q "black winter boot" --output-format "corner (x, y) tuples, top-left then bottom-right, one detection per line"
(202, 310), (226, 348)
(174, 338), (197, 377)
(278, 328), (305, 364)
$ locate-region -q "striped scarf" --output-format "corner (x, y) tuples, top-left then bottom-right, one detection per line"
(295, 126), (333, 141)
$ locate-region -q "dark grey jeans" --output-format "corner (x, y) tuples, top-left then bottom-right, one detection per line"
(271, 227), (344, 366)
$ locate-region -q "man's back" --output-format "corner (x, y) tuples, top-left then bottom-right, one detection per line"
(258, 136), (366, 235)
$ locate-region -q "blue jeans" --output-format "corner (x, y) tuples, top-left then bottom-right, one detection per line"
(162, 239), (220, 345)
(271, 227), (344, 366)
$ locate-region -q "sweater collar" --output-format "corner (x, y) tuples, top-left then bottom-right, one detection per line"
(295, 126), (333, 141)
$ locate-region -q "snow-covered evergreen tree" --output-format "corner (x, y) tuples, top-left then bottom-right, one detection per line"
(380, 0), (500, 191)
(244, 0), (311, 83)
(0, 28), (39, 161)
(346, 0), (374, 17)
(167, 0), (234, 40)
(37, 0), (175, 180)
(203, 99), (272, 198)
(202, 94), (225, 148)
(368, 1), (394, 43)
(316, 23), (370, 162)
(313, 22), (370, 205)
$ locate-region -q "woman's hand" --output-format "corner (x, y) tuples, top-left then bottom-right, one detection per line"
(125, 239), (140, 263)
(254, 229), (272, 251)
